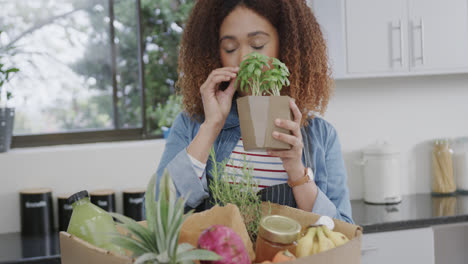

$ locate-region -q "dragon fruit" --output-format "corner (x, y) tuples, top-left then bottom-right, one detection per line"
(197, 225), (250, 264)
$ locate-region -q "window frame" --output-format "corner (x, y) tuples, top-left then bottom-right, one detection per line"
(11, 0), (156, 148)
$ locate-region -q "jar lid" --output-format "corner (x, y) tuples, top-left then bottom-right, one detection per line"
(258, 215), (301, 244)
(363, 141), (399, 155)
(67, 190), (89, 205)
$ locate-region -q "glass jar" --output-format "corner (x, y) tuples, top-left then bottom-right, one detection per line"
(432, 139), (456, 195)
(453, 137), (468, 193)
(255, 215), (301, 262)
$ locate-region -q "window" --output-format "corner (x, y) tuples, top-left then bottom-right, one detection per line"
(0, 0), (193, 146)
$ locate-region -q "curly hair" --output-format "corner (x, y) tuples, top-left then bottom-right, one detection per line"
(177, 0), (333, 126)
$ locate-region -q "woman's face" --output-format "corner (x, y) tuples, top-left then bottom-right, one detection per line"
(219, 5), (280, 69)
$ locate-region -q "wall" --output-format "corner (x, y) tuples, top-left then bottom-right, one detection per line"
(0, 140), (165, 234)
(0, 73), (467, 233)
(327, 73), (468, 199)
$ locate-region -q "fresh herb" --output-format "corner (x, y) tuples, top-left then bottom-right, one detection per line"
(109, 169), (221, 264)
(208, 148), (263, 243)
(234, 52), (290, 96)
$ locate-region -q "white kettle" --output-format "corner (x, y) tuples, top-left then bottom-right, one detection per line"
(358, 141), (402, 204)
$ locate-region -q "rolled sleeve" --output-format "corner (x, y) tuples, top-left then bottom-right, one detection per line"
(167, 149), (209, 208)
(312, 187), (337, 217)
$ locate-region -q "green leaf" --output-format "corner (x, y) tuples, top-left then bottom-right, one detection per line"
(145, 172), (157, 234)
(253, 68), (261, 77)
(109, 213), (157, 252)
(109, 233), (151, 256)
(134, 252), (159, 264)
(247, 63), (255, 73)
(175, 243), (194, 254)
(177, 249), (222, 262)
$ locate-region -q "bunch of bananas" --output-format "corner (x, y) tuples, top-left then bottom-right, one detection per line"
(296, 225), (349, 257)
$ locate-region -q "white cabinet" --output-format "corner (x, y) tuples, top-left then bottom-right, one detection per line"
(408, 0), (468, 72)
(310, 0), (468, 79)
(361, 227), (435, 264)
(345, 0), (409, 74)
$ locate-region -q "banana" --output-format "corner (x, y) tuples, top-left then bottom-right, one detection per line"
(316, 226), (336, 253)
(296, 226), (317, 257)
(311, 235), (319, 255)
(321, 225), (349, 247)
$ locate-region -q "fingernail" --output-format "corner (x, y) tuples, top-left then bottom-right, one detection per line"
(275, 119), (281, 125)
(273, 131), (279, 137)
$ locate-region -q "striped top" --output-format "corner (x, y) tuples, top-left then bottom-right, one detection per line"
(189, 138), (288, 190)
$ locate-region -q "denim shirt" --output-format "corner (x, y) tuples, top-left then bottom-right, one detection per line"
(155, 101), (353, 224)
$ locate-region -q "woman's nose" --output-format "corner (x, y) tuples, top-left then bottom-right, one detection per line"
(238, 46), (250, 66)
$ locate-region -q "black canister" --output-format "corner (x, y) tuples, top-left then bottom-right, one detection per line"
(19, 188), (54, 236)
(123, 188), (146, 221)
(90, 189), (116, 212)
(57, 193), (73, 231)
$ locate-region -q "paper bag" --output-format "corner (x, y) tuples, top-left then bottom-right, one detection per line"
(179, 203), (256, 261)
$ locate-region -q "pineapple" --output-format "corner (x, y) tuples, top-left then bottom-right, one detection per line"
(109, 169), (221, 264)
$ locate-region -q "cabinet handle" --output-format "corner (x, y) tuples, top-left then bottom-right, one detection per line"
(392, 20), (404, 67)
(414, 18), (425, 65)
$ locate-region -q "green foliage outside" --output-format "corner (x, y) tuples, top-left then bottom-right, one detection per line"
(0, 0), (192, 134)
(0, 31), (19, 103)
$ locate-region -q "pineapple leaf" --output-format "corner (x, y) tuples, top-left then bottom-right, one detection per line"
(145, 172), (158, 234)
(109, 213), (157, 252)
(155, 250), (170, 262)
(177, 249), (222, 262)
(109, 233), (151, 257)
(176, 243), (194, 254)
(134, 252), (158, 264)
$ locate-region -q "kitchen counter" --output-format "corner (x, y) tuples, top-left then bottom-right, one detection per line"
(351, 193), (468, 233)
(2, 193), (467, 263)
(0, 232), (60, 264)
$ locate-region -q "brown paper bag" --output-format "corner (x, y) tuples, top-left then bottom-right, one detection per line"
(178, 203), (256, 261)
(237, 95), (292, 151)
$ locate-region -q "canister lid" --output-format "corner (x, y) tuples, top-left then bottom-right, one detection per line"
(19, 188), (52, 194)
(363, 141), (399, 155)
(90, 189), (115, 196)
(258, 215), (301, 244)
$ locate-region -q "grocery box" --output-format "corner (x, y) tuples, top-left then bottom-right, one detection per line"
(60, 203), (362, 264)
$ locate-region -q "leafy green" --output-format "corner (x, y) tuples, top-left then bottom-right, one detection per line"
(0, 31), (19, 102)
(234, 52), (290, 96)
(208, 148), (263, 243)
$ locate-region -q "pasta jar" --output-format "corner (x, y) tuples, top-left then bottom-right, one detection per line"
(255, 215), (301, 262)
(432, 139), (456, 195)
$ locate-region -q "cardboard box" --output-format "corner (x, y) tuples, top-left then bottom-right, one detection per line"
(60, 203), (362, 264)
(237, 95), (293, 151)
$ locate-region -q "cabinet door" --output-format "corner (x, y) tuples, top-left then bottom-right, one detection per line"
(361, 228), (435, 264)
(408, 0), (468, 71)
(345, 0), (409, 74)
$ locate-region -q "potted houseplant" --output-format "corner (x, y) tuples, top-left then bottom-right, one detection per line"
(235, 52), (292, 150)
(0, 33), (19, 153)
(152, 94), (182, 139)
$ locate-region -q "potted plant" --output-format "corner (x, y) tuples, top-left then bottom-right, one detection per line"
(151, 94), (183, 139)
(0, 32), (19, 153)
(235, 52), (292, 150)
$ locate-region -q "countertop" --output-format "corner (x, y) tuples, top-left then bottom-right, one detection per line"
(2, 193), (468, 263)
(351, 193), (468, 233)
(0, 232), (60, 264)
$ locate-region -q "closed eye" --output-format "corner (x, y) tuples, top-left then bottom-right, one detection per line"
(253, 45), (265, 50)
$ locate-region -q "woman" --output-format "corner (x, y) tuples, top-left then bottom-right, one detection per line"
(155, 0), (353, 223)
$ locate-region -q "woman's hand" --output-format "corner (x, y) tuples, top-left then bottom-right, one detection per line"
(200, 67), (239, 130)
(267, 100), (306, 181)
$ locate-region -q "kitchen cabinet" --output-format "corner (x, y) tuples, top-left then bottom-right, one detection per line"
(408, 0), (468, 72)
(309, 0), (468, 79)
(433, 222), (468, 264)
(361, 227), (435, 264)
